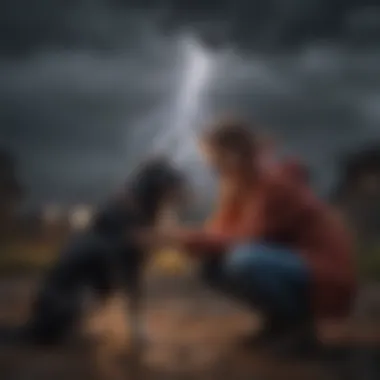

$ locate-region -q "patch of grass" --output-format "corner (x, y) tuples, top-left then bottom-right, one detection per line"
(0, 238), (380, 280)
(148, 248), (194, 276)
(357, 244), (380, 281)
(0, 240), (60, 275)
(0, 239), (193, 276)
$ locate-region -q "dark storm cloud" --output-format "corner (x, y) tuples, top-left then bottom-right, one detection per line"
(0, 1), (380, 206)
(160, 0), (380, 51)
(0, 0), (379, 57)
(206, 47), (380, 187)
(0, 28), (181, 204)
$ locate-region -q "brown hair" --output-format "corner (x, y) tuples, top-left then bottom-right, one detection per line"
(202, 116), (258, 159)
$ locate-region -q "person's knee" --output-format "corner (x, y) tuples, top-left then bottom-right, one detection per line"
(224, 244), (272, 283)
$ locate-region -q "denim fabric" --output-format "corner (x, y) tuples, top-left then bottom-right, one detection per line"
(201, 242), (311, 320)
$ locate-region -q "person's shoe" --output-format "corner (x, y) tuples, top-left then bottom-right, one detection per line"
(270, 322), (323, 359)
(236, 319), (294, 349)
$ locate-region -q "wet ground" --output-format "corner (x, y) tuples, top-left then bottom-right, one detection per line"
(0, 274), (379, 380)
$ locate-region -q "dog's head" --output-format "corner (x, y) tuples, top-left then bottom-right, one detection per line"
(129, 157), (187, 222)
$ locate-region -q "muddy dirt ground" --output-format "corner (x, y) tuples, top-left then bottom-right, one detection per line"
(0, 274), (379, 380)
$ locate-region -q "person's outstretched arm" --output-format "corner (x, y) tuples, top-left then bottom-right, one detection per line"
(173, 179), (299, 255)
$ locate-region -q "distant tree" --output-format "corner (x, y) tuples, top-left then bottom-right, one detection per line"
(0, 148), (24, 237)
(333, 144), (380, 243)
(333, 145), (380, 202)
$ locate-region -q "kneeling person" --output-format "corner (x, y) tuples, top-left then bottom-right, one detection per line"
(137, 119), (356, 353)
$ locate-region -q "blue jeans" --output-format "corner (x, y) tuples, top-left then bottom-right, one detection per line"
(200, 242), (311, 321)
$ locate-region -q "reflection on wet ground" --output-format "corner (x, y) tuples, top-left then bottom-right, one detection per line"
(0, 275), (379, 380)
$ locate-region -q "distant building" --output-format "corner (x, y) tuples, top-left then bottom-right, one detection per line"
(333, 145), (380, 203)
(0, 148), (24, 238)
(333, 145), (380, 243)
(42, 204), (64, 225)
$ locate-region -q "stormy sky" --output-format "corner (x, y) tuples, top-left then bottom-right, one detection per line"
(0, 0), (380, 206)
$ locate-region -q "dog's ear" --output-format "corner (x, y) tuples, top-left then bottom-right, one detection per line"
(131, 158), (179, 194)
(129, 157), (186, 221)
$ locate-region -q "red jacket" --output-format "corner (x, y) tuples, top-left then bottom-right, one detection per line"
(179, 165), (356, 320)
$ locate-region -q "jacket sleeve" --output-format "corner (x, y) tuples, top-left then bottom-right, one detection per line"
(179, 179), (301, 255)
(177, 228), (237, 255)
(178, 184), (274, 254)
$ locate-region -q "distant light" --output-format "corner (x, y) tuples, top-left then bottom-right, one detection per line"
(68, 205), (94, 230)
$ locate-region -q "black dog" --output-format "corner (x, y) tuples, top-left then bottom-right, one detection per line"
(15, 158), (186, 345)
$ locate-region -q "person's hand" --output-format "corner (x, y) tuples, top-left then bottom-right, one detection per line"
(132, 227), (179, 250)
(132, 228), (158, 249)
(153, 228), (181, 247)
